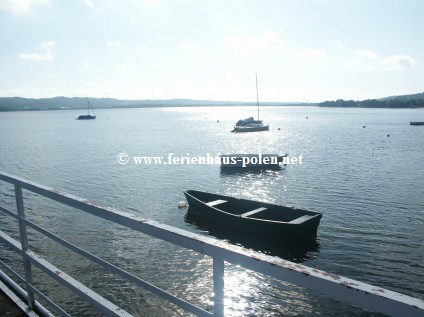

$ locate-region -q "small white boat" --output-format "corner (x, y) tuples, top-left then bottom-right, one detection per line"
(231, 74), (269, 133)
(232, 123), (269, 132)
(232, 117), (269, 132)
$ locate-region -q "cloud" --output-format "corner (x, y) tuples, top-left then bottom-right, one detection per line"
(299, 48), (327, 59)
(0, 0), (51, 15)
(144, 0), (160, 6)
(107, 40), (124, 48)
(114, 64), (133, 75)
(77, 60), (91, 68)
(225, 31), (285, 56)
(333, 40), (345, 50)
(46, 72), (63, 80)
(114, 64), (128, 71)
(382, 55), (417, 71)
(179, 42), (199, 52)
(355, 49), (377, 59)
(83, 0), (97, 11)
(19, 41), (57, 62)
(343, 59), (375, 72)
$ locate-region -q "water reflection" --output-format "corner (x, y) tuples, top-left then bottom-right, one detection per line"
(219, 166), (284, 177)
(185, 210), (320, 263)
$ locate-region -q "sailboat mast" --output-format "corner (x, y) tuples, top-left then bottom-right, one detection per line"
(87, 98), (95, 116)
(256, 73), (259, 121)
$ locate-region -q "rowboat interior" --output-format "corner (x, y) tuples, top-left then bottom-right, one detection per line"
(190, 190), (318, 223)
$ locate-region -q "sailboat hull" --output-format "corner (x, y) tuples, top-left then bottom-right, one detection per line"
(232, 124), (269, 132)
(77, 115), (96, 120)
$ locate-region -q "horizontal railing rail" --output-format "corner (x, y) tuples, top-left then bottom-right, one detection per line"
(0, 171), (423, 317)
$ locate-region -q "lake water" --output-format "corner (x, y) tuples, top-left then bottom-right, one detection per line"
(0, 106), (423, 316)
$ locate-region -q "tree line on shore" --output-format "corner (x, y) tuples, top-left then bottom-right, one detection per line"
(318, 98), (424, 108)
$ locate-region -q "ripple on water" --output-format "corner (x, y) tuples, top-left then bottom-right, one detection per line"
(0, 107), (423, 315)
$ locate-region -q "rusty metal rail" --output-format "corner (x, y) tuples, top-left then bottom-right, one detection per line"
(0, 171), (423, 317)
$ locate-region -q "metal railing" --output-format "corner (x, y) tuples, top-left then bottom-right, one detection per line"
(0, 171), (423, 317)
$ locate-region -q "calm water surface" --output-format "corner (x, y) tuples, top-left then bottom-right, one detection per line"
(0, 106), (423, 316)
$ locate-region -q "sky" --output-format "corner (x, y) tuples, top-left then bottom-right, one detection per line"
(0, 0), (423, 102)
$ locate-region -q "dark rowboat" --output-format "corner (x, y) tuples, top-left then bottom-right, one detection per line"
(184, 190), (322, 240)
(410, 122), (424, 126)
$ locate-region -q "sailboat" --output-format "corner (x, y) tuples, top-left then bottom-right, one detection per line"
(232, 73), (269, 132)
(76, 98), (96, 120)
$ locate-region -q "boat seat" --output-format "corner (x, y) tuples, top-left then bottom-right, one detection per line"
(241, 207), (267, 217)
(206, 199), (227, 207)
(289, 214), (314, 224)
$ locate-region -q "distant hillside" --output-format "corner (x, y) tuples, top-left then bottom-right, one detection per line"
(319, 92), (424, 108)
(380, 92), (424, 101)
(1, 92), (424, 111)
(0, 97), (297, 112)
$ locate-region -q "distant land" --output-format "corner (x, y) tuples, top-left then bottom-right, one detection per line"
(0, 92), (423, 112)
(320, 92), (424, 109)
(0, 97), (304, 112)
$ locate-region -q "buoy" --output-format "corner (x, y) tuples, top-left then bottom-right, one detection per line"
(363, 126), (366, 128)
(277, 128), (281, 130)
(387, 134), (390, 137)
(306, 117), (308, 119)
(178, 201), (187, 208)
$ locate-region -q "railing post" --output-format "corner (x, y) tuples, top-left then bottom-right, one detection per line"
(213, 258), (224, 317)
(15, 184), (35, 310)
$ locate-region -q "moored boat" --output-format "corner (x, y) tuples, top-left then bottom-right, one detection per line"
(77, 98), (96, 120)
(232, 121), (269, 132)
(77, 114), (96, 120)
(184, 190), (322, 240)
(410, 121), (424, 125)
(231, 74), (269, 133)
